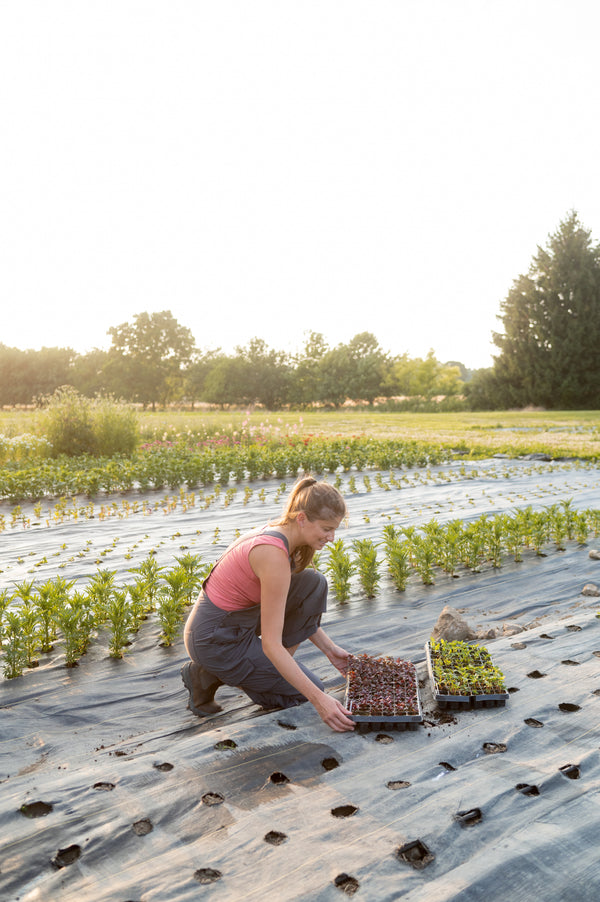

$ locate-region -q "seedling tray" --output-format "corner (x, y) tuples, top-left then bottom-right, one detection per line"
(425, 640), (509, 710)
(345, 654), (423, 732)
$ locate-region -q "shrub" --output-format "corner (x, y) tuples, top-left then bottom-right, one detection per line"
(90, 395), (139, 457)
(36, 387), (138, 457)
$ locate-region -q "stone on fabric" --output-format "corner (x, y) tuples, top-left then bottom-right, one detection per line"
(431, 605), (476, 641)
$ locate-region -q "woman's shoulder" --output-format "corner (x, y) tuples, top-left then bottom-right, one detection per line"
(248, 531), (289, 555)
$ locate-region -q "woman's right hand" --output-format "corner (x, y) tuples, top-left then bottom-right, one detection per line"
(314, 691), (355, 732)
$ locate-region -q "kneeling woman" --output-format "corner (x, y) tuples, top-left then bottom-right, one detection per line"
(182, 476), (355, 732)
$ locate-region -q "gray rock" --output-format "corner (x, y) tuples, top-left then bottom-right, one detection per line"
(502, 622), (525, 636)
(582, 583), (600, 597)
(431, 605), (476, 641)
(476, 628), (497, 640)
(588, 549), (600, 561)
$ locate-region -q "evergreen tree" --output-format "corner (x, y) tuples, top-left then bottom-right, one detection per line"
(492, 212), (600, 408)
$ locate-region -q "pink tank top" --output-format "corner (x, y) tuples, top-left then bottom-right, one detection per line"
(204, 529), (290, 611)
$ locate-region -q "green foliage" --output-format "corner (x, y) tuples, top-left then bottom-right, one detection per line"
(88, 395), (139, 456)
(490, 211), (600, 409)
(352, 538), (381, 598)
(408, 534), (436, 585)
(37, 387), (95, 456)
(0, 433), (52, 466)
(54, 593), (92, 666)
(385, 349), (463, 400)
(105, 590), (133, 658)
(2, 499), (599, 678)
(325, 539), (355, 603)
(36, 387), (138, 457)
(2, 611), (28, 679)
(107, 310), (196, 409)
(0, 344), (74, 407)
(157, 566), (191, 646)
(0, 436), (452, 502)
(382, 525), (411, 591)
(429, 639), (506, 696)
(32, 580), (62, 653)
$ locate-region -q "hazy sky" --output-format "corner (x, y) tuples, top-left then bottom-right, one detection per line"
(2, 1), (599, 370)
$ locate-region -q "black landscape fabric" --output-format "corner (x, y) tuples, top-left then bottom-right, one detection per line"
(2, 459), (600, 901)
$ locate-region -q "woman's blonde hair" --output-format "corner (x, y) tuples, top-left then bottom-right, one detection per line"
(274, 475), (347, 571)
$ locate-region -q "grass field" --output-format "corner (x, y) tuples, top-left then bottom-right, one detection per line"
(1, 407), (599, 458)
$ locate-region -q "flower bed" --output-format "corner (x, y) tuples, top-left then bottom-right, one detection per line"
(426, 639), (509, 709)
(344, 653), (423, 732)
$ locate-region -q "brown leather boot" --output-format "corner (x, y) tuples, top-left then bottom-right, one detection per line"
(181, 661), (223, 715)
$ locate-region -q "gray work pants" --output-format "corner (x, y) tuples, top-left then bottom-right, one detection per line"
(183, 568), (328, 709)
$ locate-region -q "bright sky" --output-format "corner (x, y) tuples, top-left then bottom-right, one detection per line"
(2, 1), (599, 371)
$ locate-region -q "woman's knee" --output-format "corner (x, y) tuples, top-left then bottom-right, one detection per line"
(298, 567), (327, 594)
(289, 568), (328, 610)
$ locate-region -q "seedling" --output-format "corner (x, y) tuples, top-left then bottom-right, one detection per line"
(325, 540), (355, 603)
(105, 590), (132, 658)
(352, 538), (381, 598)
(2, 611), (28, 678)
(383, 528), (411, 592)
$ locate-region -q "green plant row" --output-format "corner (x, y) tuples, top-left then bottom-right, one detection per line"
(0, 437), (452, 502)
(2, 499), (598, 680)
(0, 553), (211, 679)
(321, 500), (600, 600)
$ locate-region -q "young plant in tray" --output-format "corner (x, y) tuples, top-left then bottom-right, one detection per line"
(346, 653), (420, 718)
(428, 639), (507, 697)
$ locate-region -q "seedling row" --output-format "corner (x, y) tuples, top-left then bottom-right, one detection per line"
(0, 437), (453, 503)
(322, 500), (600, 600)
(0, 553), (211, 679)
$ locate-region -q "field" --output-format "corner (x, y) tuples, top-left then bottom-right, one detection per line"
(2, 407), (600, 455)
(2, 410), (600, 900)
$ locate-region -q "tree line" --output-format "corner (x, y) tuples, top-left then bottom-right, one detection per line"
(0, 320), (468, 410)
(2, 211), (598, 411)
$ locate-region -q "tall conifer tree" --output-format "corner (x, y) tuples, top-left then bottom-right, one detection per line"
(493, 212), (600, 408)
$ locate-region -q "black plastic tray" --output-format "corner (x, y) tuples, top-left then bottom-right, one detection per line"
(425, 641), (509, 710)
(344, 656), (423, 732)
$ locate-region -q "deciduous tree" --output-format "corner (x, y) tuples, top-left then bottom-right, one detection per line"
(107, 310), (195, 408)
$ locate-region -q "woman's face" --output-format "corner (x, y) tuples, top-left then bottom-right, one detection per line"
(301, 514), (343, 550)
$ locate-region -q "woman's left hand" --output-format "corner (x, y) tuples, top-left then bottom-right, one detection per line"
(326, 644), (351, 677)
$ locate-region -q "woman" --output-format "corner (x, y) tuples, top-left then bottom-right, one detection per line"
(182, 476), (355, 732)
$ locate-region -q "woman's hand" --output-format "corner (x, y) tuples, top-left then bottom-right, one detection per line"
(326, 643), (351, 677)
(313, 691), (355, 732)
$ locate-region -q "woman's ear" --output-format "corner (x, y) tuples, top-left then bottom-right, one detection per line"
(296, 511), (306, 527)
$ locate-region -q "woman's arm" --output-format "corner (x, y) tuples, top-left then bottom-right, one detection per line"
(250, 546), (355, 732)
